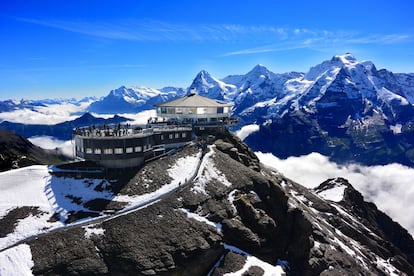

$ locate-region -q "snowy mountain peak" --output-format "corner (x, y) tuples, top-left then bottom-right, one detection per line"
(192, 70), (217, 87)
(88, 85), (185, 113)
(332, 53), (358, 66)
(188, 70), (237, 100)
(109, 86), (129, 97)
(247, 64), (272, 78)
(198, 69), (211, 77)
(304, 53), (361, 82)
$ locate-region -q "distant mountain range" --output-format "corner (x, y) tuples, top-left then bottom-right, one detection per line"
(0, 97), (96, 113)
(87, 86), (186, 114)
(1, 53), (414, 166)
(186, 54), (414, 166)
(0, 113), (129, 140)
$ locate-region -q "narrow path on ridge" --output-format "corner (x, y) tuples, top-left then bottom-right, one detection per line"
(0, 145), (212, 253)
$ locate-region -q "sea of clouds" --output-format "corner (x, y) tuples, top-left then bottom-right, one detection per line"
(0, 102), (91, 125)
(256, 152), (414, 237)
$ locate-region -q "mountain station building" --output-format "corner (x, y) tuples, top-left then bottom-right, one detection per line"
(73, 93), (237, 168)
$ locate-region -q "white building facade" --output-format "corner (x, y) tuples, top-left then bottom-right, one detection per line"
(155, 93), (234, 124)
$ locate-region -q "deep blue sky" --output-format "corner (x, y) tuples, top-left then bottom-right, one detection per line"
(1, 0), (413, 100)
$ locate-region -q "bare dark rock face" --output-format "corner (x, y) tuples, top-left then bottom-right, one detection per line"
(31, 227), (109, 275)
(19, 131), (414, 275)
(0, 129), (67, 172)
(210, 251), (247, 275)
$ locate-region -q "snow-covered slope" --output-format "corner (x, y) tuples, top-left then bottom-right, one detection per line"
(184, 54), (414, 129)
(235, 54), (413, 124)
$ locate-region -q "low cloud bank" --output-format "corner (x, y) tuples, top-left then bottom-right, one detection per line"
(235, 124), (260, 141)
(29, 136), (74, 157)
(256, 152), (414, 237)
(0, 102), (91, 125)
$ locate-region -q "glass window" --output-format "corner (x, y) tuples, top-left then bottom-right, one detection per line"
(126, 147), (133, 153)
(169, 134), (173, 139)
(160, 134), (164, 140)
(135, 146), (142, 152)
(114, 148), (123, 154)
(104, 148), (113, 154)
(86, 148), (92, 154)
(217, 107), (224, 113)
(175, 133), (179, 138)
(94, 148), (102, 154)
(182, 132), (186, 138)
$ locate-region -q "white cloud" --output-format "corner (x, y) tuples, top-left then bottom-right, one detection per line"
(0, 102), (90, 125)
(29, 136), (74, 157)
(19, 17), (411, 47)
(235, 124), (260, 141)
(256, 152), (414, 237)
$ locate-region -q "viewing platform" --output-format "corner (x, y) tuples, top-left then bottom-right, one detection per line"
(73, 93), (238, 169)
(73, 123), (192, 139)
(74, 123), (193, 168)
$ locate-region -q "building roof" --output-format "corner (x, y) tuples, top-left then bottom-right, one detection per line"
(156, 93), (232, 108)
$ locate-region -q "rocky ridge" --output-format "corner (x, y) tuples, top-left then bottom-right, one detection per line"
(0, 130), (67, 172)
(4, 131), (412, 275)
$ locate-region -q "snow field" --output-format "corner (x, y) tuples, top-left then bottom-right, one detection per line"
(0, 165), (115, 250)
(0, 244), (34, 276)
(0, 166), (51, 218)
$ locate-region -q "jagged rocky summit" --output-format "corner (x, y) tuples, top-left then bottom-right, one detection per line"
(2, 131), (413, 275)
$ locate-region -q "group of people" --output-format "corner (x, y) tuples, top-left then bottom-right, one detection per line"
(74, 123), (135, 137)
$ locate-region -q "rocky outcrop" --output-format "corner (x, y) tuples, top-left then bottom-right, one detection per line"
(214, 129), (261, 171)
(0, 129), (67, 172)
